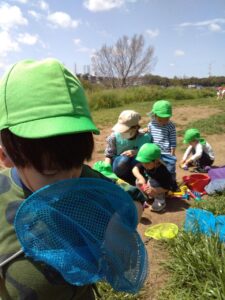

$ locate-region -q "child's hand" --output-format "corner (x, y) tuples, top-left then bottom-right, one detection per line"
(121, 150), (137, 157)
(144, 186), (158, 197)
(179, 163), (188, 170)
(186, 159), (192, 165)
(139, 127), (149, 133)
(137, 179), (147, 187)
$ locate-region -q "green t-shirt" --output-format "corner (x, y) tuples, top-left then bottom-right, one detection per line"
(0, 165), (145, 300)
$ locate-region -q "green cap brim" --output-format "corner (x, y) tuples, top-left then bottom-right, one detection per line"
(154, 112), (172, 118)
(136, 156), (153, 163)
(9, 115), (100, 138)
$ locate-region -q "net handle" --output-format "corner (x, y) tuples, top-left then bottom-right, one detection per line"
(0, 249), (24, 268)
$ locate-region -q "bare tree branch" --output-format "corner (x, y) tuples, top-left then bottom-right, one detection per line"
(92, 34), (155, 87)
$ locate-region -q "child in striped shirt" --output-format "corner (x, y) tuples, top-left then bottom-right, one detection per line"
(148, 100), (177, 181)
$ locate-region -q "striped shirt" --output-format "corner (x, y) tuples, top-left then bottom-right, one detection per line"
(148, 119), (176, 153)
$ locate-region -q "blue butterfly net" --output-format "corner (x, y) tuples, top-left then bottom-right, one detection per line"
(14, 178), (148, 293)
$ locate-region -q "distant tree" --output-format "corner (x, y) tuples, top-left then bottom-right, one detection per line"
(92, 34), (155, 88)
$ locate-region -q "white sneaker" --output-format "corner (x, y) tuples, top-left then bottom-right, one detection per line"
(151, 199), (166, 212)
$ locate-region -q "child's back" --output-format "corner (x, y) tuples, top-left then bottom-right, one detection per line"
(0, 59), (146, 299)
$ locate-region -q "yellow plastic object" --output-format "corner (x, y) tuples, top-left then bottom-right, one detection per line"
(168, 185), (188, 197)
(144, 223), (179, 240)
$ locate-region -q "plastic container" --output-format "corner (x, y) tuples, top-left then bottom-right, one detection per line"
(182, 174), (210, 193)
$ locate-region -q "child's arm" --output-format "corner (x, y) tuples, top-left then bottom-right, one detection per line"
(181, 145), (192, 163)
(186, 143), (203, 163)
(169, 123), (177, 155)
(104, 134), (116, 164)
(171, 148), (176, 156)
(144, 186), (168, 197)
(132, 166), (146, 185)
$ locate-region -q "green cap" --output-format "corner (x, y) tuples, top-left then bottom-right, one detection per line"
(0, 58), (99, 138)
(151, 100), (172, 118)
(183, 128), (205, 144)
(93, 161), (119, 180)
(136, 143), (161, 163)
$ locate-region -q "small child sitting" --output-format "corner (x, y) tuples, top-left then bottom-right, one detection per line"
(181, 128), (215, 172)
(132, 143), (177, 212)
(104, 110), (152, 185)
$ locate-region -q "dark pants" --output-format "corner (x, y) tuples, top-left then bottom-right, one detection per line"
(192, 149), (214, 168)
(112, 155), (137, 185)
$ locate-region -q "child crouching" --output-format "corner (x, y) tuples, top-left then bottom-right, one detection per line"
(132, 143), (177, 212)
(181, 128), (214, 172)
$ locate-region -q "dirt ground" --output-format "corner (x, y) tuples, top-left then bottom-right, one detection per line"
(91, 105), (225, 299)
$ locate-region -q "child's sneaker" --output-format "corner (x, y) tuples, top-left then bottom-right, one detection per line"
(151, 199), (166, 212)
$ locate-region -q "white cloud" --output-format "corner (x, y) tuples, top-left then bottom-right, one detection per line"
(17, 33), (39, 45)
(180, 18), (225, 28)
(0, 31), (20, 56)
(73, 39), (95, 53)
(174, 49), (185, 56)
(39, 0), (49, 11)
(146, 28), (159, 38)
(208, 23), (222, 32)
(0, 3), (28, 30)
(14, 0), (28, 3)
(179, 18), (225, 33)
(169, 63), (175, 67)
(76, 46), (95, 53)
(28, 10), (41, 20)
(84, 0), (124, 12)
(47, 12), (79, 28)
(74, 38), (81, 45)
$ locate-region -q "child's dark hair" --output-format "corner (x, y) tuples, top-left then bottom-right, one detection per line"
(1, 129), (94, 173)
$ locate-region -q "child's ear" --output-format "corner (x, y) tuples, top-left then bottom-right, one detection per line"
(0, 146), (14, 168)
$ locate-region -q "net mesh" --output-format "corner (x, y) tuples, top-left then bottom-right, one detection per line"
(15, 178), (148, 293)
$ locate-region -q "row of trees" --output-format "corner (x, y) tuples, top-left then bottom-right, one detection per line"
(142, 75), (225, 88)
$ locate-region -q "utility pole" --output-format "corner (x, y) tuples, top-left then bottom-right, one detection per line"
(208, 63), (212, 77)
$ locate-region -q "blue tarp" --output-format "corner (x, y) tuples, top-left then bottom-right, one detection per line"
(184, 208), (225, 242)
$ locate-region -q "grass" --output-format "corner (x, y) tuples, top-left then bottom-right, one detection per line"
(96, 282), (145, 300)
(193, 193), (225, 216)
(158, 230), (225, 300)
(178, 112), (225, 136)
(87, 86), (215, 111)
(158, 192), (225, 300)
(92, 97), (216, 128)
(176, 98), (225, 137)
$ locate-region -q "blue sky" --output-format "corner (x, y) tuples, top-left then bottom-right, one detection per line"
(0, 0), (225, 78)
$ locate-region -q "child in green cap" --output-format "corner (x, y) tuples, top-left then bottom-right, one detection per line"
(180, 128), (214, 172)
(133, 143), (177, 212)
(147, 100), (177, 183)
(0, 59), (145, 300)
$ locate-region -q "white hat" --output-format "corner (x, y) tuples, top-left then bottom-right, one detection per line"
(112, 110), (141, 133)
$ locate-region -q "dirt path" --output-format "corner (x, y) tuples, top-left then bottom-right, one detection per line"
(90, 105), (225, 299)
